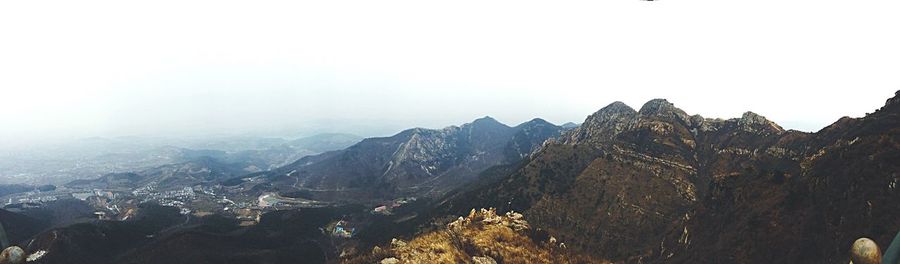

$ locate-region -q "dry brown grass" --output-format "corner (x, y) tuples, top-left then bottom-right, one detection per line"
(343, 208), (609, 264)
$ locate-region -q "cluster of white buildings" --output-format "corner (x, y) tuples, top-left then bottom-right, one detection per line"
(73, 189), (117, 201)
(138, 186), (195, 203)
(7, 195), (58, 205)
(371, 197), (417, 215)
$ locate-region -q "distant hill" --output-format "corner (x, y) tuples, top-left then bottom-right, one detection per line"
(23, 203), (183, 264)
(0, 133), (361, 185)
(114, 206), (360, 264)
(66, 157), (248, 190)
(560, 122), (580, 129)
(18, 199), (95, 228)
(220, 133), (364, 170)
(65, 133), (362, 191)
(287, 133), (366, 153)
(0, 208), (47, 245)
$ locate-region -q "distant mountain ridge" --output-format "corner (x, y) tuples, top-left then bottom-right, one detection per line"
(232, 117), (564, 200)
(65, 133), (363, 191)
(0, 133), (362, 186)
(66, 157), (247, 190)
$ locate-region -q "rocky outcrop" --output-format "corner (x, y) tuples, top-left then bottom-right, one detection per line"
(638, 99), (690, 122)
(564, 101), (638, 145)
(472, 256), (498, 264)
(736, 111), (784, 134)
(379, 257), (400, 264)
(884, 90), (900, 109)
(345, 208), (604, 264)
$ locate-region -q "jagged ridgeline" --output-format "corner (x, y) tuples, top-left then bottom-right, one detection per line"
(435, 91), (900, 263)
(226, 117), (565, 201)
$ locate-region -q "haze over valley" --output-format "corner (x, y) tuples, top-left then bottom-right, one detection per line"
(1, 1), (899, 264)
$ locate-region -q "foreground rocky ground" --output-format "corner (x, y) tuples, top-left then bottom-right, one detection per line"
(344, 208), (605, 264)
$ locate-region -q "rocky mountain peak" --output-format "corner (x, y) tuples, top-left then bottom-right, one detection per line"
(462, 116), (513, 139)
(582, 101), (637, 125)
(884, 90), (900, 108)
(600, 101), (636, 115)
(564, 102), (638, 145)
(561, 122), (580, 129)
(736, 111), (784, 133)
(464, 116), (511, 134)
(638, 98), (689, 121)
(738, 111), (767, 125)
(518, 118), (554, 128)
(638, 98), (672, 112)
(471, 116), (502, 126)
(506, 118), (564, 158)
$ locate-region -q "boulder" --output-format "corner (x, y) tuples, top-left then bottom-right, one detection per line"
(0, 246), (24, 264)
(472, 256), (497, 264)
(850, 238), (881, 264)
(380, 257), (400, 264)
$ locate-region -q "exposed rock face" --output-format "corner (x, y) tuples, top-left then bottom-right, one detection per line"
(638, 99), (690, 122)
(736, 111), (785, 134)
(438, 91), (900, 263)
(244, 117), (564, 200)
(565, 101), (638, 145)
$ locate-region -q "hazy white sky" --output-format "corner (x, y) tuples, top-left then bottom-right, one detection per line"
(1, 0), (898, 147)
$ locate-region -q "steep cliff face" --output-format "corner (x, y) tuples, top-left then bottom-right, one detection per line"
(244, 117), (564, 200)
(659, 91), (900, 264)
(438, 91), (900, 263)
